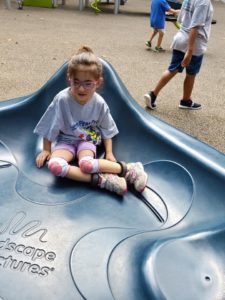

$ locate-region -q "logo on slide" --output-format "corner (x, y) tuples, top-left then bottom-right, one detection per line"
(0, 211), (56, 278)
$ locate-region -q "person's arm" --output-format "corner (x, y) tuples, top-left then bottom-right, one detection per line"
(36, 138), (52, 168)
(181, 27), (198, 68)
(103, 138), (117, 162)
(166, 8), (180, 15)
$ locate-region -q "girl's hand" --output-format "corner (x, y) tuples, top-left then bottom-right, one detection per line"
(36, 150), (51, 168)
(105, 152), (117, 162)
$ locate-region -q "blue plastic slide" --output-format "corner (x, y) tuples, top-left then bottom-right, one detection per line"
(0, 59), (225, 300)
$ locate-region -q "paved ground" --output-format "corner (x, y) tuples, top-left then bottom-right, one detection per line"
(0, 0), (225, 153)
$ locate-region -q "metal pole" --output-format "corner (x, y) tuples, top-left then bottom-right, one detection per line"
(114, 0), (119, 14)
(5, 0), (11, 9)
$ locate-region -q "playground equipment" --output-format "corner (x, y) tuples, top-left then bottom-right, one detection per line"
(79, 0), (121, 14)
(0, 59), (225, 299)
(11, 0), (124, 13)
(22, 0), (57, 7)
(90, 0), (101, 13)
(4, 0), (11, 8)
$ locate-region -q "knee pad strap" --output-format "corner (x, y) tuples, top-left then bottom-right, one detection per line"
(117, 161), (127, 177)
(79, 156), (100, 174)
(48, 157), (69, 177)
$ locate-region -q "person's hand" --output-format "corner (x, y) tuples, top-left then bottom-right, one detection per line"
(36, 150), (51, 168)
(181, 50), (192, 68)
(105, 152), (117, 162)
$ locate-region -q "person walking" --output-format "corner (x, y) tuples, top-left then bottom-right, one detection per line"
(146, 0), (180, 52)
(144, 0), (213, 109)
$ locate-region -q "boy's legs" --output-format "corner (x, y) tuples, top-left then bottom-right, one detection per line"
(146, 28), (158, 48)
(146, 29), (165, 50)
(153, 69), (177, 96)
(154, 49), (185, 96)
(145, 49), (182, 109)
(144, 69), (177, 109)
(145, 49), (203, 109)
(156, 29), (164, 49)
(182, 53), (203, 100)
(183, 73), (196, 101)
(150, 28), (158, 43)
(179, 53), (203, 109)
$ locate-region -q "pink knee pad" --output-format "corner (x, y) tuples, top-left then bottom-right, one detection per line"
(48, 157), (69, 177)
(79, 156), (100, 174)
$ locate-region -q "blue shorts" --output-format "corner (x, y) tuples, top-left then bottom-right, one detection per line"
(168, 49), (204, 75)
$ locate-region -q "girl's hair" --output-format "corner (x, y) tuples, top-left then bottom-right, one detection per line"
(67, 46), (103, 80)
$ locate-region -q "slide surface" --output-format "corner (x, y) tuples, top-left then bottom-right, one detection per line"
(0, 60), (225, 300)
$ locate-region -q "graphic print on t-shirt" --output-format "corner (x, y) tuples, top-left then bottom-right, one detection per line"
(70, 120), (101, 145)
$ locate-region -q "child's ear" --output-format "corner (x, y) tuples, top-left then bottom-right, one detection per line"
(97, 77), (104, 87)
(67, 73), (72, 85)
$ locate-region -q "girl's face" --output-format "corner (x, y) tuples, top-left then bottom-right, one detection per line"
(69, 70), (101, 105)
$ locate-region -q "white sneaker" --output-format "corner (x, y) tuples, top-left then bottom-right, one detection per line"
(144, 91), (157, 110)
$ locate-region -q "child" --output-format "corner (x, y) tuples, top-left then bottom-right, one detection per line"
(146, 0), (180, 52)
(16, 0), (23, 9)
(144, 0), (213, 109)
(34, 46), (147, 196)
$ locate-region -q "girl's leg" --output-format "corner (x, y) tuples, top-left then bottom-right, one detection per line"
(99, 159), (122, 173)
(49, 149), (126, 195)
(50, 149), (91, 182)
(78, 149), (127, 195)
(78, 149), (122, 174)
(78, 150), (147, 193)
(66, 166), (91, 182)
(124, 162), (148, 193)
(50, 148), (122, 178)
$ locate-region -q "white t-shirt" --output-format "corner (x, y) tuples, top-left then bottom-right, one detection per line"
(34, 88), (119, 146)
(171, 0), (213, 55)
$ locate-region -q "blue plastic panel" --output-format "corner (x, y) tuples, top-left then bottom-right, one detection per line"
(0, 60), (225, 300)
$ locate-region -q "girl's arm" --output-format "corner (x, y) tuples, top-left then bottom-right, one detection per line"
(36, 138), (52, 168)
(103, 138), (117, 162)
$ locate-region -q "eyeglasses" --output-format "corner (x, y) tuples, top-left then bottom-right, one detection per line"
(71, 79), (97, 90)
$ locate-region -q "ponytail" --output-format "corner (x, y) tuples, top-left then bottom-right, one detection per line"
(68, 45), (102, 80)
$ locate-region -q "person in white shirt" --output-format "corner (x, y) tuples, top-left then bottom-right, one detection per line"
(144, 0), (213, 110)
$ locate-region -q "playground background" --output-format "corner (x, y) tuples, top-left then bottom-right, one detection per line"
(0, 0), (224, 153)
